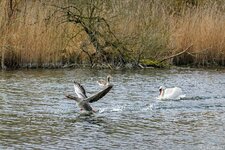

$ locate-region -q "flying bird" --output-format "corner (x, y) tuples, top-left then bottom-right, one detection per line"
(66, 81), (113, 113)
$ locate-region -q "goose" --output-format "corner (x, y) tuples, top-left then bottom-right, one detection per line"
(73, 81), (94, 112)
(97, 75), (112, 87)
(66, 81), (113, 113)
(158, 86), (185, 100)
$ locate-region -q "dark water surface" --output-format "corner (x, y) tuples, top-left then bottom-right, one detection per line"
(0, 68), (225, 149)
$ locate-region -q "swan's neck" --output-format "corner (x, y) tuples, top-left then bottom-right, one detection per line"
(160, 89), (164, 97)
(107, 76), (110, 83)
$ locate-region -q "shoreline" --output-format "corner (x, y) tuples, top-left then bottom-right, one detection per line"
(1, 62), (225, 71)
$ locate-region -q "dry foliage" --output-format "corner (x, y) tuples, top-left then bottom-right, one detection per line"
(1, 0), (225, 68)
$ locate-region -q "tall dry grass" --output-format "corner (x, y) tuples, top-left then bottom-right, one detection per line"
(170, 3), (225, 66)
(110, 0), (225, 66)
(0, 0), (89, 68)
(109, 0), (171, 61)
(1, 0), (225, 68)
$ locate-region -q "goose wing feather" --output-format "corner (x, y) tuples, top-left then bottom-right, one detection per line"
(85, 84), (113, 103)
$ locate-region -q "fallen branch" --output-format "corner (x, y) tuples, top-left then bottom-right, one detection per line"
(160, 44), (193, 63)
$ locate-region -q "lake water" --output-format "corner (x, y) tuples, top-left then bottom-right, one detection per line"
(0, 68), (225, 149)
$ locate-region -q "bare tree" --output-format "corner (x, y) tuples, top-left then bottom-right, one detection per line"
(54, 0), (130, 66)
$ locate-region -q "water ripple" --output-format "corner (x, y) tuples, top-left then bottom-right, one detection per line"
(1, 68), (225, 149)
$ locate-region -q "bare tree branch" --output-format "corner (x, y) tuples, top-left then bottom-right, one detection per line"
(160, 44), (193, 63)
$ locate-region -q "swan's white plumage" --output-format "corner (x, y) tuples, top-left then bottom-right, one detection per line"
(158, 87), (185, 100)
(97, 75), (112, 87)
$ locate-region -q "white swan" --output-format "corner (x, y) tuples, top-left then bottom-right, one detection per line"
(97, 75), (112, 87)
(158, 86), (185, 100)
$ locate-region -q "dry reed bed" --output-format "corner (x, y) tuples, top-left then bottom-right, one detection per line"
(0, 0), (87, 68)
(0, 0), (225, 68)
(170, 5), (225, 66)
